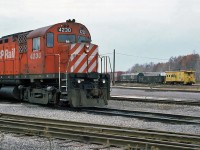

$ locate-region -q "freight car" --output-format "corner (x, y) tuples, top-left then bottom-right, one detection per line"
(118, 71), (195, 85)
(165, 70), (195, 85)
(138, 72), (166, 84)
(0, 19), (110, 107)
(120, 73), (144, 82)
(119, 72), (165, 84)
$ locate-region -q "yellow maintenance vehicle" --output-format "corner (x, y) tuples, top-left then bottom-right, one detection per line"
(165, 70), (195, 85)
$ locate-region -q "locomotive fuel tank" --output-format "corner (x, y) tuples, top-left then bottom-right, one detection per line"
(0, 86), (20, 100)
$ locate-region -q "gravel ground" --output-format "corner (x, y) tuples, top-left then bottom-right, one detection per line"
(0, 102), (199, 134)
(108, 100), (200, 117)
(0, 133), (121, 150)
(0, 101), (199, 149)
(111, 88), (200, 100)
(114, 83), (200, 90)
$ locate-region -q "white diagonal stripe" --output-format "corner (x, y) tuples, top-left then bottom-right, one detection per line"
(88, 60), (97, 72)
(71, 44), (84, 54)
(74, 45), (95, 73)
(88, 44), (94, 51)
(78, 52), (98, 73)
(74, 54), (86, 70)
(88, 46), (98, 72)
(70, 54), (75, 72)
(70, 44), (76, 50)
(79, 61), (87, 73)
(69, 44), (99, 73)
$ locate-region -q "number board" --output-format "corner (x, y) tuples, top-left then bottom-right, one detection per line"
(58, 28), (72, 32)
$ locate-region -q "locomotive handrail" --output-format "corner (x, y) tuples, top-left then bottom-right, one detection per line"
(45, 54), (61, 90)
(108, 56), (112, 74)
(98, 55), (112, 74)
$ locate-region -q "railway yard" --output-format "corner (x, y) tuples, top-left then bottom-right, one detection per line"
(0, 85), (199, 149)
(1, 0), (200, 149)
(0, 14), (199, 150)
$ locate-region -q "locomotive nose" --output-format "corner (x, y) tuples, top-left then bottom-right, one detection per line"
(89, 88), (103, 97)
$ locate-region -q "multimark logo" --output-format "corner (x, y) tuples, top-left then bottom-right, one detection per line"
(0, 48), (15, 59)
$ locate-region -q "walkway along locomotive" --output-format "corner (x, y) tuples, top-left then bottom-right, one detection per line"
(0, 19), (110, 107)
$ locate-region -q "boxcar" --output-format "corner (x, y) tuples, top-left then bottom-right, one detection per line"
(120, 73), (144, 82)
(138, 72), (166, 84)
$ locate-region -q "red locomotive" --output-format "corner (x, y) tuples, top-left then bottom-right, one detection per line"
(0, 19), (110, 107)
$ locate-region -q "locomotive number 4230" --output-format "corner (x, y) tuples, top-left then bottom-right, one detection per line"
(58, 27), (72, 32)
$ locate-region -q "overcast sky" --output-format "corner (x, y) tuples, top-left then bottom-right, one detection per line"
(0, 0), (200, 71)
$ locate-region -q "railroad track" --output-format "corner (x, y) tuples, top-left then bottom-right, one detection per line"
(112, 86), (200, 93)
(0, 113), (199, 150)
(111, 96), (200, 106)
(81, 107), (200, 125)
(0, 100), (199, 125)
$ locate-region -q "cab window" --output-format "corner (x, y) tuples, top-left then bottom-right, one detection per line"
(58, 34), (75, 43)
(33, 37), (40, 51)
(78, 36), (90, 43)
(47, 33), (54, 47)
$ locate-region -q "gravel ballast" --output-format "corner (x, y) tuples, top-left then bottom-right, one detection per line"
(0, 100), (199, 149)
(0, 133), (121, 150)
(0, 102), (199, 134)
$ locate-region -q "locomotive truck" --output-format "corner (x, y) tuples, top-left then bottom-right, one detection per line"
(0, 19), (110, 107)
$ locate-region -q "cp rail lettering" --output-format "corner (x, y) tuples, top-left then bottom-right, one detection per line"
(0, 48), (15, 59)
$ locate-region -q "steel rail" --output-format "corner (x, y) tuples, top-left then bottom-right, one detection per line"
(0, 113), (199, 150)
(112, 86), (200, 93)
(111, 96), (200, 106)
(0, 113), (200, 144)
(81, 107), (200, 125)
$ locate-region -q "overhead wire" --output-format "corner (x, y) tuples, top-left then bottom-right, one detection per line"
(116, 52), (168, 60)
(100, 51), (168, 61)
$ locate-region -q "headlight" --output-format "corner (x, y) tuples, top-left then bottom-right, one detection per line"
(85, 44), (90, 49)
(77, 79), (84, 83)
(102, 79), (106, 84)
(77, 79), (81, 84)
(85, 44), (90, 53)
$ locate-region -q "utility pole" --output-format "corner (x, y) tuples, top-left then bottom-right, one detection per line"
(113, 49), (115, 85)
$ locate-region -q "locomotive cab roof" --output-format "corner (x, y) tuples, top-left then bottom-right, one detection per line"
(0, 20), (91, 43)
(27, 21), (91, 40)
(27, 25), (53, 39)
